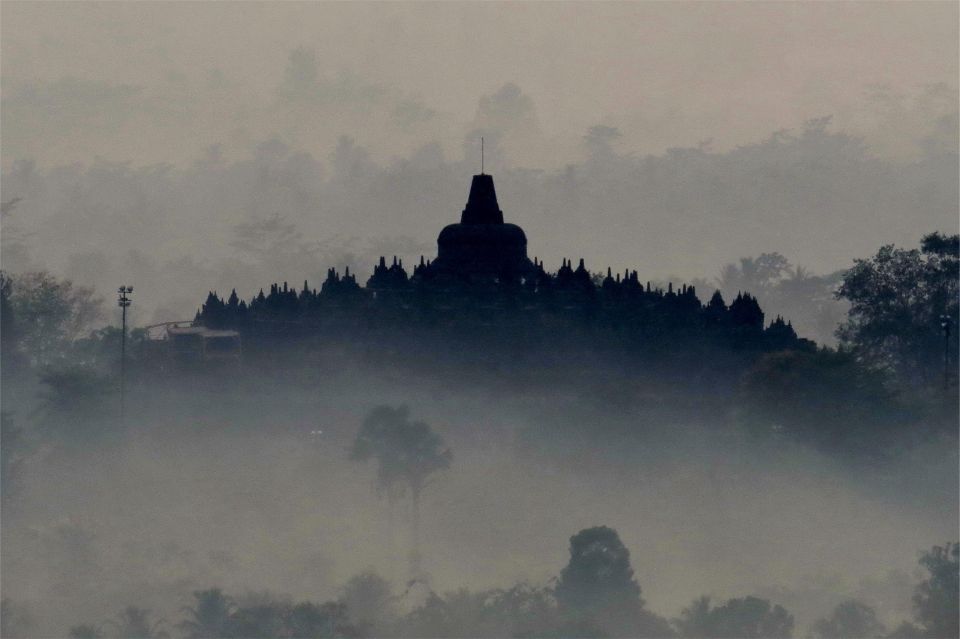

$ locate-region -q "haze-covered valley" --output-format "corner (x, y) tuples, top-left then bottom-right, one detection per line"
(2, 3), (958, 638)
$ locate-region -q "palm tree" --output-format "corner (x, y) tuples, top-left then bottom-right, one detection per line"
(350, 405), (452, 579)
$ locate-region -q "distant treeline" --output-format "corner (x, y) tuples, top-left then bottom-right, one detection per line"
(21, 534), (954, 639)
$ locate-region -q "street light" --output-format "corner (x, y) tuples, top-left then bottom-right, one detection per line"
(118, 285), (133, 420)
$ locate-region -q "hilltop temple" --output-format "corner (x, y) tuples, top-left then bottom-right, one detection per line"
(191, 170), (808, 366)
(428, 173), (536, 279)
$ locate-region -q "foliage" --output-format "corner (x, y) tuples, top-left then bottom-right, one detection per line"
(399, 583), (573, 638)
(106, 606), (168, 639)
(7, 271), (104, 368)
(339, 572), (395, 634)
(809, 600), (885, 638)
(351, 404), (451, 577)
(673, 595), (793, 638)
(552, 526), (673, 636)
(912, 542), (959, 639)
(836, 233), (959, 386)
(717, 253), (792, 297)
(178, 589), (235, 639)
(738, 348), (911, 457)
(0, 271), (24, 372)
(554, 526), (642, 615)
(55, 541), (960, 639)
(350, 405), (451, 497)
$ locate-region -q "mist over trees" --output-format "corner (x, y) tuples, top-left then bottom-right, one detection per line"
(1, 97), (956, 328)
(2, 6), (957, 638)
(31, 536), (957, 639)
(2, 221), (956, 638)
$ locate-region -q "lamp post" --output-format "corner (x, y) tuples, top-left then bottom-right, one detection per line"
(940, 314), (952, 390)
(118, 285), (133, 420)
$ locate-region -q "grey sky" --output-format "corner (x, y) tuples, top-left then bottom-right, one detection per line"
(3, 2), (957, 165)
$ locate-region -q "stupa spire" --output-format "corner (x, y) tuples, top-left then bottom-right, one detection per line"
(461, 174), (504, 224)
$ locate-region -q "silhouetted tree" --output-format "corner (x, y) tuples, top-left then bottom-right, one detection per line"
(673, 595), (793, 638)
(837, 233), (959, 386)
(178, 588), (235, 639)
(339, 572), (395, 634)
(7, 271), (103, 368)
(225, 603), (287, 638)
(739, 348), (907, 457)
(106, 606), (168, 639)
(399, 584), (573, 639)
(0, 271), (23, 374)
(554, 526), (642, 614)
(553, 526), (671, 636)
(912, 542), (959, 639)
(810, 600), (885, 638)
(717, 253), (791, 297)
(351, 405), (451, 579)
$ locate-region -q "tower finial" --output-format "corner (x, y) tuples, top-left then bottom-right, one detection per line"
(481, 136), (484, 175)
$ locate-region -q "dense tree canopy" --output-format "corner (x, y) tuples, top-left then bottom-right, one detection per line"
(673, 595), (794, 638)
(810, 600), (886, 638)
(837, 233), (959, 386)
(912, 543), (959, 639)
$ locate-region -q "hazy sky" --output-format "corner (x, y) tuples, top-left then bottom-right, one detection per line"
(1, 2), (957, 324)
(3, 2), (957, 166)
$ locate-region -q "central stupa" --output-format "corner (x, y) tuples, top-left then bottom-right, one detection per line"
(430, 174), (536, 279)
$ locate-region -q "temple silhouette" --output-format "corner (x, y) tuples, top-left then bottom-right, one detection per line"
(193, 173), (811, 368)
(431, 173), (536, 279)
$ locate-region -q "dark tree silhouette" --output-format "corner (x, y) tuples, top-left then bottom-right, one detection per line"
(673, 595), (793, 638)
(5, 271), (103, 368)
(810, 600), (885, 638)
(554, 526), (642, 615)
(837, 233), (959, 386)
(552, 525), (676, 637)
(178, 588), (235, 639)
(225, 603), (287, 638)
(106, 606), (168, 639)
(717, 253), (791, 297)
(350, 405), (451, 579)
(912, 542), (959, 639)
(738, 348), (908, 457)
(339, 571), (395, 634)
